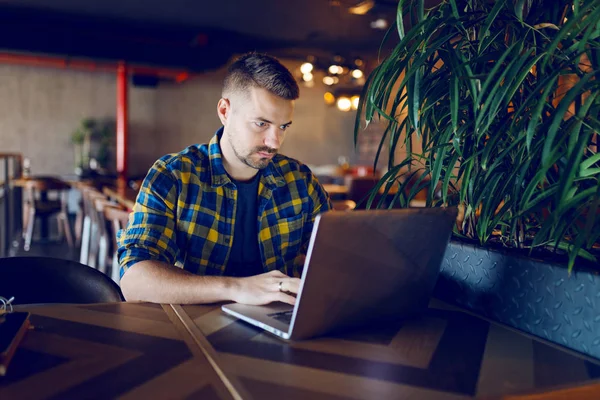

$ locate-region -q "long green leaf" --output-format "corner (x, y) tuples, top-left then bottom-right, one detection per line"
(542, 73), (593, 166)
(397, 0), (406, 41)
(526, 75), (559, 153)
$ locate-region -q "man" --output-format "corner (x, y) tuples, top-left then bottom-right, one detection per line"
(118, 53), (332, 305)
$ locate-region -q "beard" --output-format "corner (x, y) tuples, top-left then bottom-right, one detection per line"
(228, 133), (277, 170)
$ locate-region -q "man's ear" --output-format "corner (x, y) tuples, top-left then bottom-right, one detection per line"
(217, 98), (230, 125)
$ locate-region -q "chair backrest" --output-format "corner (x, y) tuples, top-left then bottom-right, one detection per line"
(103, 205), (131, 249)
(94, 198), (116, 234)
(0, 257), (124, 305)
(82, 188), (107, 223)
(345, 175), (382, 209)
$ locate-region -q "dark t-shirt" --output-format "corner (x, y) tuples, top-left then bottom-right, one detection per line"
(225, 173), (264, 277)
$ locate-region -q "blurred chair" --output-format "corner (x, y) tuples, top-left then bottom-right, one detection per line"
(73, 181), (95, 247)
(0, 257), (123, 304)
(129, 179), (143, 191)
(103, 205), (131, 283)
(331, 200), (357, 211)
(91, 197), (117, 273)
(79, 187), (108, 266)
(22, 177), (73, 251)
(345, 175), (383, 210)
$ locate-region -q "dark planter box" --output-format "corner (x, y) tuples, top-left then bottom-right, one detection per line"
(434, 240), (600, 360)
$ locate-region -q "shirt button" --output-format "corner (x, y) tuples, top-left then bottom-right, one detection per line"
(228, 199), (234, 205)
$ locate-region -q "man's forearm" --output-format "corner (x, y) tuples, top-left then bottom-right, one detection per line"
(120, 260), (237, 304)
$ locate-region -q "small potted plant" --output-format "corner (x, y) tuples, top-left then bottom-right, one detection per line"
(71, 118), (95, 176)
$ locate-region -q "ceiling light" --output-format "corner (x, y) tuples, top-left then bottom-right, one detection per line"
(351, 69), (363, 79)
(337, 97), (352, 112)
(354, 58), (364, 67)
(370, 18), (388, 30)
(351, 96), (360, 110)
(348, 0), (375, 15)
(328, 65), (342, 75)
(323, 76), (335, 86)
(302, 72), (314, 82)
(324, 92), (336, 105)
(300, 62), (313, 74)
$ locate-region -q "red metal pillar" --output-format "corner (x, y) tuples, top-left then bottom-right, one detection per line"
(116, 61), (128, 180)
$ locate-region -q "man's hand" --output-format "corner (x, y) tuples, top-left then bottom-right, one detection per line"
(231, 270), (301, 306)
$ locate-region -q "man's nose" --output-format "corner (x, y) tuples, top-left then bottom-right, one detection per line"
(264, 127), (280, 150)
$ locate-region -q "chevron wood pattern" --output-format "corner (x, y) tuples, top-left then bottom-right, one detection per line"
(1, 301), (599, 399)
(181, 301), (600, 399)
(0, 303), (235, 399)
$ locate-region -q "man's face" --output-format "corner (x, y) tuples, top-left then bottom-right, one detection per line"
(220, 86), (294, 170)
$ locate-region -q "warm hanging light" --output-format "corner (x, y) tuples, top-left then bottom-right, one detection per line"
(323, 76), (335, 86)
(300, 62), (314, 74)
(337, 97), (352, 112)
(328, 65), (343, 75)
(324, 92), (336, 105)
(302, 72), (314, 82)
(351, 95), (360, 110)
(348, 0), (375, 15)
(351, 69), (363, 79)
(370, 18), (388, 30)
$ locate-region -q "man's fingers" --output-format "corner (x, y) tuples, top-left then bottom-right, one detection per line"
(275, 277), (301, 294)
(282, 278), (301, 294)
(275, 292), (297, 306)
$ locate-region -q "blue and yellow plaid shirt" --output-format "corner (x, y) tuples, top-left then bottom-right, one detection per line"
(118, 129), (332, 278)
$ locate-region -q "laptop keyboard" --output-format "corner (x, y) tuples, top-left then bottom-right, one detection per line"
(268, 310), (293, 325)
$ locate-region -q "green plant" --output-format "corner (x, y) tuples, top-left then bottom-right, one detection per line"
(70, 118), (114, 171)
(356, 0), (600, 270)
(71, 119), (95, 170)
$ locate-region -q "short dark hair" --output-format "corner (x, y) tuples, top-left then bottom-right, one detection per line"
(223, 52), (299, 100)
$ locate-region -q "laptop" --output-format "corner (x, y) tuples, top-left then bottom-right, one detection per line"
(222, 207), (457, 340)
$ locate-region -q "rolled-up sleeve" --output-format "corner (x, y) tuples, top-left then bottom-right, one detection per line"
(118, 159), (179, 278)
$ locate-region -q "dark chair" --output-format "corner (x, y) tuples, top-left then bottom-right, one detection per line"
(22, 177), (73, 251)
(0, 257), (124, 305)
(103, 205), (131, 283)
(345, 175), (384, 209)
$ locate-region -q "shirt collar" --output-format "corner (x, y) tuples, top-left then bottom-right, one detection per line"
(208, 127), (285, 189)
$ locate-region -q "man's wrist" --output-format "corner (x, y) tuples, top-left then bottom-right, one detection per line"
(222, 276), (241, 302)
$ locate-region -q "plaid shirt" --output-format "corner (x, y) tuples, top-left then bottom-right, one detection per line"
(118, 130), (332, 278)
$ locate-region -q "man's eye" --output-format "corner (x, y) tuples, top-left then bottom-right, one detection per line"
(255, 121), (266, 127)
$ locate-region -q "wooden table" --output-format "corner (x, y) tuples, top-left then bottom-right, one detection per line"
(3, 301), (598, 399)
(181, 300), (600, 399)
(11, 176), (73, 240)
(103, 186), (138, 210)
(322, 183), (400, 197)
(322, 183), (349, 196)
(0, 303), (241, 399)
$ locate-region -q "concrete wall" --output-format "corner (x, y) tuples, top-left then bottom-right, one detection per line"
(154, 61), (358, 168)
(1, 60), (360, 180)
(0, 64), (160, 177)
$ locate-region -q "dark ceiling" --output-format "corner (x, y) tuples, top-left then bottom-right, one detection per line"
(0, 0), (400, 72)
